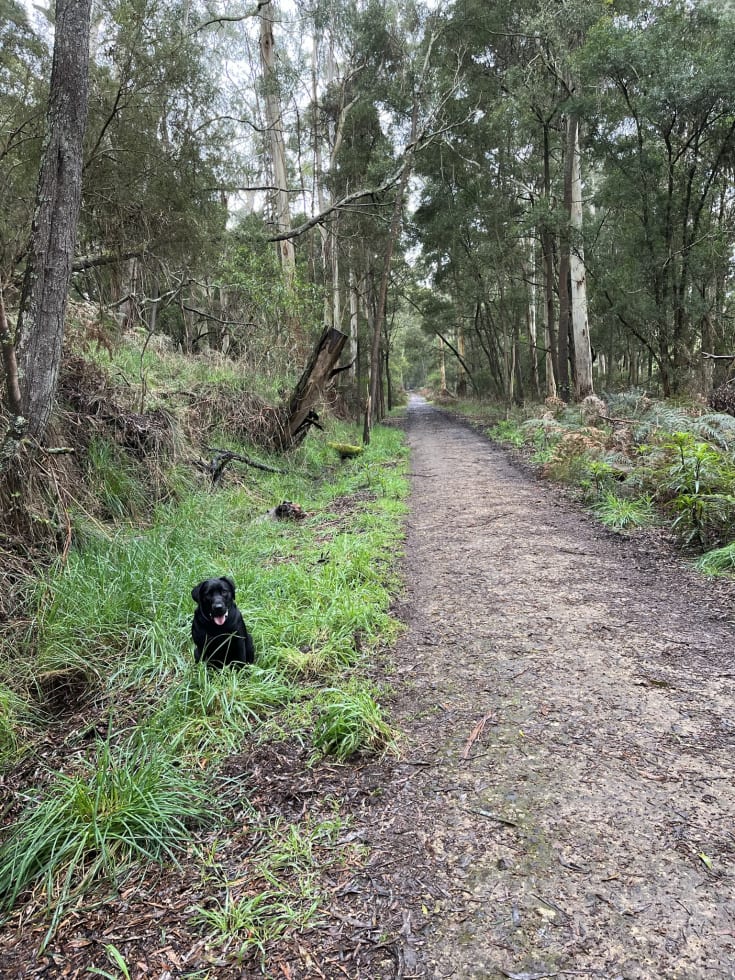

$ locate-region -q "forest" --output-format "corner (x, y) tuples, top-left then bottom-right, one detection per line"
(2, 0), (734, 436)
(1, 0), (735, 973)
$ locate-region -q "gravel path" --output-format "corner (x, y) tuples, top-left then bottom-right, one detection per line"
(375, 395), (735, 979)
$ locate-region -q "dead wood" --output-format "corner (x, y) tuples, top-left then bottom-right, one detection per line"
(277, 326), (347, 450)
(196, 446), (285, 484)
(460, 712), (495, 761)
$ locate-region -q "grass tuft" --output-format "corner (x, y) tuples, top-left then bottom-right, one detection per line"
(313, 684), (397, 760)
(593, 492), (655, 530)
(145, 664), (294, 760)
(695, 542), (735, 577)
(0, 740), (211, 932)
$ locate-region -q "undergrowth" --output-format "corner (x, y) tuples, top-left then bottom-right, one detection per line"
(448, 391), (735, 563)
(0, 740), (212, 946)
(0, 336), (409, 963)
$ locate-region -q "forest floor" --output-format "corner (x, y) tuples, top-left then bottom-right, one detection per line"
(2, 394), (735, 978)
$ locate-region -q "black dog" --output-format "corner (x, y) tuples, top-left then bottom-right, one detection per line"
(191, 576), (255, 668)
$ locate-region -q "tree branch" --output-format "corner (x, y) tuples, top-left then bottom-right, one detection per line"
(188, 8), (264, 37)
(72, 248), (149, 272)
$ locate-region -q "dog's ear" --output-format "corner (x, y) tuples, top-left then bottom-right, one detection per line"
(222, 576), (236, 598)
(191, 583), (203, 603)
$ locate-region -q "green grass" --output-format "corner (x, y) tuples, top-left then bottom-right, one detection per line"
(313, 682), (398, 760)
(144, 664), (295, 761)
(593, 492), (655, 530)
(192, 814), (348, 966)
(487, 419), (525, 447)
(0, 685), (35, 767)
(195, 889), (317, 963)
(695, 542), (735, 577)
(0, 418), (409, 940)
(0, 741), (211, 937)
(85, 436), (147, 521)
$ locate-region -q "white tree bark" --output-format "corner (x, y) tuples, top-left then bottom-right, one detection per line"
(259, 0), (295, 285)
(348, 268), (359, 383)
(569, 115), (594, 399)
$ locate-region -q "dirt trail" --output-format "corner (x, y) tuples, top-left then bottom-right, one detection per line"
(374, 395), (735, 979)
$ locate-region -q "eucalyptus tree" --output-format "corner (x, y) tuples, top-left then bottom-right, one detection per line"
(12, 0), (92, 441)
(79, 0), (233, 344)
(578, 0), (735, 396)
(410, 0), (559, 403)
(259, 0), (296, 285)
(0, 1), (47, 417)
(0, 1), (47, 286)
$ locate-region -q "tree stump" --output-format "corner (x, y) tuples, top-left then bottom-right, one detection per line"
(277, 326), (347, 449)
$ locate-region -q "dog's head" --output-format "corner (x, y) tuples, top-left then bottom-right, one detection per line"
(192, 576), (236, 627)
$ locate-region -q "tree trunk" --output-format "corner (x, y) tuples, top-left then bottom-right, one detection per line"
(541, 121), (558, 398)
(1, 288), (22, 416)
(557, 134), (573, 402)
(363, 109), (416, 444)
(456, 316), (468, 398)
(14, 0), (92, 441)
(348, 267), (359, 384)
(525, 238), (541, 400)
(259, 0), (295, 285)
(569, 116), (594, 400)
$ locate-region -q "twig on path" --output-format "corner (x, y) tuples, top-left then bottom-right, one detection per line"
(501, 971), (609, 979)
(530, 891), (570, 922)
(461, 712), (495, 760)
(463, 807), (518, 827)
(500, 970), (559, 979)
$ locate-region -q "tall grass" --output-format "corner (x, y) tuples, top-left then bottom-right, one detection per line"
(0, 741), (211, 939)
(23, 419), (407, 691)
(0, 685), (35, 767)
(144, 664), (295, 760)
(0, 418), (409, 937)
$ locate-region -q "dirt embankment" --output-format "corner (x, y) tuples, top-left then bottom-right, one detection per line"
(371, 395), (735, 979)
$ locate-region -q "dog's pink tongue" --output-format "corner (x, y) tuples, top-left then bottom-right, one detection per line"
(214, 614), (227, 626)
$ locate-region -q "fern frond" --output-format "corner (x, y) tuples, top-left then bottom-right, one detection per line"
(687, 413), (735, 451)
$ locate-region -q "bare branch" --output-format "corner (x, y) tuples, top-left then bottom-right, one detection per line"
(188, 8), (263, 37)
(72, 248), (149, 272)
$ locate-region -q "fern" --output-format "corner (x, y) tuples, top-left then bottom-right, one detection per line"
(603, 388), (651, 419)
(687, 413), (735, 452)
(632, 405), (692, 442)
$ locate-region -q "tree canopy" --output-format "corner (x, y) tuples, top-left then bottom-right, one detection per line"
(2, 0), (735, 434)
